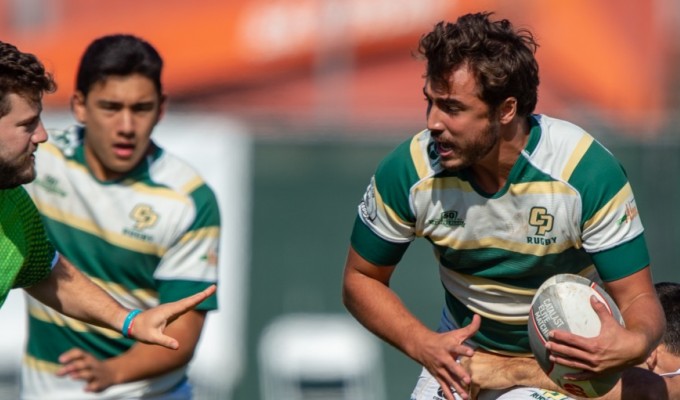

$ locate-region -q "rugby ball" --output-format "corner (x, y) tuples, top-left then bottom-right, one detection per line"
(527, 274), (624, 398)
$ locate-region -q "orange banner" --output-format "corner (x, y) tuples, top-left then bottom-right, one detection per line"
(0, 0), (674, 133)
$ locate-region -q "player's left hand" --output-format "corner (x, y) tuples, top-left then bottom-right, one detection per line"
(57, 348), (115, 392)
(127, 285), (216, 349)
(545, 295), (646, 380)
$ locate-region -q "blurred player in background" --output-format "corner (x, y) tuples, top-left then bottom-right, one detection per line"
(21, 34), (220, 399)
(462, 281), (680, 399)
(341, 11), (665, 400)
(0, 39), (214, 371)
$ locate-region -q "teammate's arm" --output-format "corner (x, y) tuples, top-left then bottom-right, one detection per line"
(461, 351), (560, 392)
(342, 246), (480, 400)
(464, 350), (672, 400)
(25, 254), (215, 350)
(57, 310), (207, 392)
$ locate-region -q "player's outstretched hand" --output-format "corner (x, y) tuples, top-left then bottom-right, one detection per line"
(127, 285), (216, 349)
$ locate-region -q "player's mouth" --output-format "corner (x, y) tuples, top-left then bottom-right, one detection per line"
(113, 143), (135, 158)
(436, 141), (456, 158)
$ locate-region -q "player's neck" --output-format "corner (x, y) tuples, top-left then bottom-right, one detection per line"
(471, 118), (529, 193)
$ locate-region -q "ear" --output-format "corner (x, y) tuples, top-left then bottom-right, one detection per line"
(71, 91), (87, 124)
(645, 348), (658, 372)
(155, 93), (167, 125)
(498, 97), (517, 125)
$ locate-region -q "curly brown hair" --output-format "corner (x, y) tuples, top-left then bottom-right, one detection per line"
(418, 12), (539, 116)
(0, 41), (56, 118)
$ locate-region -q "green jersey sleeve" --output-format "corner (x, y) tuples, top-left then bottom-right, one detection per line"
(0, 187), (56, 307)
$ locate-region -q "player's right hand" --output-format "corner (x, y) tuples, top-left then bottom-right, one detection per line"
(415, 314), (481, 400)
(127, 285), (216, 349)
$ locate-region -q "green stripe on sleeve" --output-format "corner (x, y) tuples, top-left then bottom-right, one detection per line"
(569, 141), (629, 225)
(350, 216), (410, 266)
(590, 234), (650, 281)
(188, 184), (221, 230)
(374, 139), (418, 223)
(157, 280), (218, 310)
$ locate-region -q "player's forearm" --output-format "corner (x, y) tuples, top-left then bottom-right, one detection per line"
(342, 270), (433, 361)
(466, 352), (560, 392)
(606, 268), (665, 366)
(25, 255), (127, 331)
(104, 311), (206, 384)
(505, 357), (561, 391)
(620, 293), (665, 365)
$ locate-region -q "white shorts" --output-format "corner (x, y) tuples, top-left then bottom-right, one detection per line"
(410, 367), (574, 400)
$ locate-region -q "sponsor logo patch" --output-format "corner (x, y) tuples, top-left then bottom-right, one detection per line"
(34, 174), (67, 197)
(428, 210), (465, 227)
(359, 179), (378, 222)
(617, 200), (639, 225)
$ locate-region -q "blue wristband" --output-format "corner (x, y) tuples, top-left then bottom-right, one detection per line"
(122, 309), (142, 338)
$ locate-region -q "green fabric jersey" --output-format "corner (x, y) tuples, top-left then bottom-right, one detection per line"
(22, 126), (221, 399)
(351, 114), (649, 354)
(0, 186), (56, 308)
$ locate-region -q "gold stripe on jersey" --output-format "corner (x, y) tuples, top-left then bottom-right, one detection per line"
(411, 130), (431, 179)
(374, 181), (414, 228)
(431, 233), (579, 257)
(508, 181), (577, 196)
(440, 269), (531, 324)
(466, 304), (528, 324)
(121, 179), (191, 203)
(40, 142), (63, 157)
(89, 277), (158, 306)
(27, 304), (121, 338)
(561, 135), (593, 181)
(583, 182), (634, 230)
(41, 144), (96, 178)
(32, 201), (166, 256)
(41, 143), (192, 203)
(24, 355), (60, 374)
(178, 226), (220, 244)
(461, 274), (538, 296)
(415, 176), (475, 192)
(441, 264), (597, 325)
(181, 175), (204, 195)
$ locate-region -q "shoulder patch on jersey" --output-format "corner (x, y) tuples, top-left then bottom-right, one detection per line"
(48, 126), (82, 157)
(359, 178), (378, 222)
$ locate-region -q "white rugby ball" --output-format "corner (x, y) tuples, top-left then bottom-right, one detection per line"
(527, 274), (624, 398)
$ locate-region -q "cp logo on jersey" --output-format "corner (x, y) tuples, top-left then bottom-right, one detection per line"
(130, 204), (158, 230)
(529, 207), (554, 236)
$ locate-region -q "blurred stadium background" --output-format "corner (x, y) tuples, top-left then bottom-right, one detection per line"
(1, 0), (679, 399)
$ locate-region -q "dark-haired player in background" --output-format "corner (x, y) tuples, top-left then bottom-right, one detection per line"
(0, 38), (214, 386)
(21, 34), (220, 399)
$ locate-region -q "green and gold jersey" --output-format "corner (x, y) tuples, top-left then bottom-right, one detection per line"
(0, 186), (56, 308)
(22, 126), (221, 399)
(351, 114), (649, 354)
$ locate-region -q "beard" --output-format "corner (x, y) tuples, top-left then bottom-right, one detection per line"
(0, 154), (36, 189)
(465, 118), (500, 167)
(442, 117), (501, 172)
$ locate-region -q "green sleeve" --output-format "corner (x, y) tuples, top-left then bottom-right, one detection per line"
(1, 187), (55, 289)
